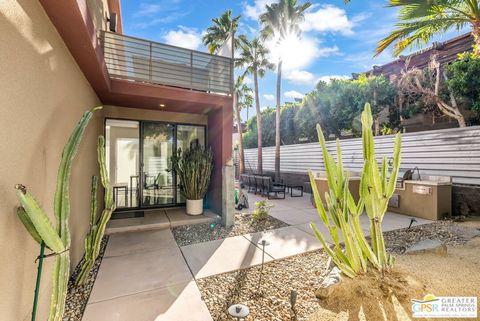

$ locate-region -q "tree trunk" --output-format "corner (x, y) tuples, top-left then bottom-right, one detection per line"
(472, 21), (480, 56)
(254, 70), (263, 175)
(274, 60), (282, 182)
(234, 94), (245, 175)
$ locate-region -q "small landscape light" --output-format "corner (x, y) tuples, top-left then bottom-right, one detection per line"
(408, 217), (417, 229)
(228, 304), (249, 320)
(159, 103), (166, 108)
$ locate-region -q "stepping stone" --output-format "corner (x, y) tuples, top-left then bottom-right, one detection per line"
(405, 239), (447, 256)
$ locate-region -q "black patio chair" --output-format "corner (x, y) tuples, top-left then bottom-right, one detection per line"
(263, 176), (286, 199)
(247, 175), (256, 193)
(254, 175), (265, 195)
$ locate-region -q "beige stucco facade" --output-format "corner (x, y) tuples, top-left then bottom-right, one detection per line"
(0, 1), (103, 320)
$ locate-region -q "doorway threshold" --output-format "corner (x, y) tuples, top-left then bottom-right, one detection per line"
(105, 208), (219, 234)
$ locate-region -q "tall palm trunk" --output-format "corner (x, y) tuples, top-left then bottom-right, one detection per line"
(235, 94), (245, 175)
(473, 21), (480, 55)
(254, 70), (263, 175)
(274, 59), (282, 182)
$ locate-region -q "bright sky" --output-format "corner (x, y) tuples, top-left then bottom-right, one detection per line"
(120, 0), (467, 120)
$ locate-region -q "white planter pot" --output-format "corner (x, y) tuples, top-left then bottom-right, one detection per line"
(186, 199), (203, 215)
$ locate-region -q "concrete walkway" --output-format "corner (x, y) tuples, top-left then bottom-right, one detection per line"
(83, 191), (433, 320)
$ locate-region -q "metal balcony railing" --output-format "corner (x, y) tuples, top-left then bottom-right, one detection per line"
(101, 31), (233, 95)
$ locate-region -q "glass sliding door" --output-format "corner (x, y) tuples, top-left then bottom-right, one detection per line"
(176, 125), (206, 204)
(141, 122), (175, 207)
(105, 119), (140, 209)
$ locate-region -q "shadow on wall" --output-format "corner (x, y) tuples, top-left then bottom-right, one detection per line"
(0, 1), (101, 320)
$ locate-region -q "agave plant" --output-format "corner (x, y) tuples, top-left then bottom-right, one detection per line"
(75, 135), (115, 286)
(15, 107), (101, 320)
(309, 103), (401, 277)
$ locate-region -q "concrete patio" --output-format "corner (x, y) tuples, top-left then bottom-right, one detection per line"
(105, 208), (219, 234)
(83, 191), (433, 320)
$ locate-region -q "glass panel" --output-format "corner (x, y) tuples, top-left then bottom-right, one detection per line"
(142, 123), (175, 206)
(105, 119), (140, 209)
(176, 125), (206, 203)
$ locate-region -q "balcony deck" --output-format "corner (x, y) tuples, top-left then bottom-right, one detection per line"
(101, 31), (233, 95)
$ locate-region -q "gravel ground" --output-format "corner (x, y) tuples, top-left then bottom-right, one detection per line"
(63, 236), (109, 321)
(197, 220), (480, 321)
(172, 213), (289, 246)
(197, 250), (330, 321)
(383, 220), (479, 254)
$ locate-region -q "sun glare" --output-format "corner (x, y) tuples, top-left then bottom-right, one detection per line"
(267, 33), (318, 71)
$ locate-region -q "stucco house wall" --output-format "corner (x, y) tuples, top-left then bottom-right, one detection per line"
(0, 1), (102, 320)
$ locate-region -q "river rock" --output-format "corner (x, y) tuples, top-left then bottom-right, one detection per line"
(405, 239), (447, 256)
(315, 267), (342, 299)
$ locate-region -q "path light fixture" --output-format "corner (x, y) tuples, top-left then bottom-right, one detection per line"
(228, 304), (249, 320)
(408, 217), (417, 229)
(257, 239), (270, 292)
(290, 289), (298, 321)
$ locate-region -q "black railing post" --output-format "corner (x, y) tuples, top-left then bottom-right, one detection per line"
(190, 51), (193, 90)
(149, 42), (152, 81)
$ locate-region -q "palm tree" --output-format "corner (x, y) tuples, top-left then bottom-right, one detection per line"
(376, 0), (480, 57)
(237, 37), (275, 175)
(202, 9), (242, 54)
(234, 76), (253, 175)
(260, 0), (311, 182)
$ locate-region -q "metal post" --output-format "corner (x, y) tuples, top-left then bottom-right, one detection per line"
(149, 42), (152, 81)
(190, 51), (193, 90)
(31, 241), (45, 321)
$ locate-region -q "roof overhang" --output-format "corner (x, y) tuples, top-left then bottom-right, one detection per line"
(39, 0), (232, 113)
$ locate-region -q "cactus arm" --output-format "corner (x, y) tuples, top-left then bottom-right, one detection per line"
(16, 207), (43, 246)
(316, 124), (338, 194)
(54, 107), (101, 247)
(89, 176), (99, 228)
(49, 253), (69, 321)
(311, 223), (357, 278)
(14, 188), (65, 253)
(386, 133), (402, 197)
(76, 136), (116, 286)
(308, 170), (329, 224)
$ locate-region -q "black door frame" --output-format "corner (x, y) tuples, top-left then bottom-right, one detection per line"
(104, 117), (207, 213)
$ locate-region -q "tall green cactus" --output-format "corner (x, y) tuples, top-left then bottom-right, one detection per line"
(75, 135), (115, 285)
(309, 103), (401, 277)
(15, 107), (101, 320)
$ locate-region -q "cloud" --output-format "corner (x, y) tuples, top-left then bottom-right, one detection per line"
(134, 3), (163, 17)
(243, 0), (274, 20)
(263, 94), (274, 101)
(244, 76), (253, 85)
(266, 35), (339, 71)
(284, 90), (304, 99)
(285, 70), (315, 85)
(132, 1), (191, 28)
(301, 5), (356, 36)
(317, 75), (351, 83)
(163, 26), (202, 50)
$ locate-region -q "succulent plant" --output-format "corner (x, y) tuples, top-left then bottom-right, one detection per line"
(170, 144), (213, 200)
(15, 107), (101, 320)
(75, 135), (115, 286)
(309, 103), (401, 277)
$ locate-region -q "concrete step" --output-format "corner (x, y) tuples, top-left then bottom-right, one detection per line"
(105, 208), (218, 234)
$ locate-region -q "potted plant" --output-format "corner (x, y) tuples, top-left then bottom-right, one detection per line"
(171, 144), (213, 215)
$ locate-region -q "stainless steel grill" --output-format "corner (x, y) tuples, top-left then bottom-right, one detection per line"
(101, 31), (233, 95)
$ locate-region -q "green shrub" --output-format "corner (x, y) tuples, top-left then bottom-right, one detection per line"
(252, 200), (273, 221)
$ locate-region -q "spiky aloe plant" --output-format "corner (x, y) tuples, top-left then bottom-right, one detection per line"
(75, 135), (115, 286)
(309, 103), (401, 277)
(15, 107), (101, 320)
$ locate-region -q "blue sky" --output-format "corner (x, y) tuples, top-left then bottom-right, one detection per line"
(120, 0), (468, 119)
